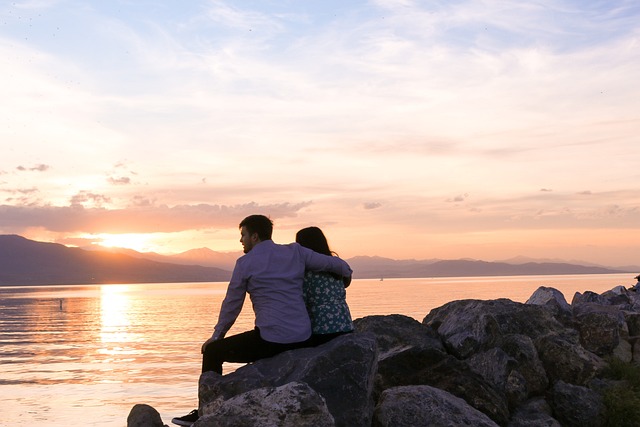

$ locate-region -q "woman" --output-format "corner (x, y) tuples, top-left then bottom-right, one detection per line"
(296, 226), (354, 346)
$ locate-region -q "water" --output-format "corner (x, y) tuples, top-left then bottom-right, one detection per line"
(0, 273), (633, 426)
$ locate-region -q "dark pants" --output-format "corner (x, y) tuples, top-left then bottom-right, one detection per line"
(201, 328), (309, 374)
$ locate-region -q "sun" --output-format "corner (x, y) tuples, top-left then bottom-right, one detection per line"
(92, 233), (156, 253)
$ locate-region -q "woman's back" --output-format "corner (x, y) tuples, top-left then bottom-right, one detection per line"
(303, 270), (353, 334)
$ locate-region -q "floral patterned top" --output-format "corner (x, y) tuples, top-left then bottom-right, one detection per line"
(303, 271), (354, 335)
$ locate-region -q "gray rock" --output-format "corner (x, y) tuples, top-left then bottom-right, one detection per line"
(599, 287), (634, 308)
(199, 333), (377, 427)
(612, 338), (633, 362)
(526, 286), (572, 316)
(468, 347), (528, 409)
(194, 382), (334, 427)
(127, 404), (166, 427)
(508, 397), (561, 427)
(535, 331), (606, 385)
(573, 304), (625, 356)
(353, 313), (445, 356)
(423, 299), (567, 359)
(373, 385), (499, 427)
(501, 334), (549, 396)
(624, 311), (640, 337)
(374, 342), (510, 424)
(572, 291), (607, 306)
(550, 380), (606, 427)
(357, 313), (509, 424)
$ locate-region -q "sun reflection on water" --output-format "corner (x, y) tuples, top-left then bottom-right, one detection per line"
(99, 285), (137, 349)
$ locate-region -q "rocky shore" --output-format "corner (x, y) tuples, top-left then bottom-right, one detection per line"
(128, 284), (640, 426)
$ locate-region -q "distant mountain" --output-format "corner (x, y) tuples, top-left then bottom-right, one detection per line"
(500, 256), (640, 276)
(168, 247), (242, 270)
(0, 235), (634, 286)
(346, 256), (630, 279)
(82, 245), (241, 271)
(0, 235), (232, 286)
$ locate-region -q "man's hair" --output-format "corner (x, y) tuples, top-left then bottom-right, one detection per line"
(239, 215), (273, 241)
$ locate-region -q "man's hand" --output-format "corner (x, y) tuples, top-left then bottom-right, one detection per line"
(343, 275), (352, 288)
(201, 336), (217, 354)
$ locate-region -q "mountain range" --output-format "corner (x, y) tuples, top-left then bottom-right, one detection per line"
(0, 234), (636, 286)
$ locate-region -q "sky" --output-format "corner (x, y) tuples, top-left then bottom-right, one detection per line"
(1, 0), (639, 267)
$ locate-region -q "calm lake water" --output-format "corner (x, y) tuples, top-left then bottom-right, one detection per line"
(0, 273), (634, 426)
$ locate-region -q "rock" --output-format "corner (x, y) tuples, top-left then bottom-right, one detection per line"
(199, 333), (377, 427)
(372, 342), (510, 424)
(500, 334), (549, 397)
(612, 338), (633, 362)
(468, 346), (528, 409)
(353, 314), (445, 356)
(372, 385), (499, 427)
(423, 299), (567, 359)
(572, 304), (625, 356)
(526, 286), (572, 317)
(624, 312), (640, 336)
(599, 287), (634, 308)
(534, 331), (606, 385)
(131, 284), (640, 427)
(549, 381), (606, 427)
(572, 290), (604, 305)
(508, 397), (561, 427)
(194, 382), (334, 427)
(127, 404), (166, 427)
(356, 313), (509, 424)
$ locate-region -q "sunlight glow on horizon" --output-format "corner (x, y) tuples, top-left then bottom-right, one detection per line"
(89, 233), (158, 253)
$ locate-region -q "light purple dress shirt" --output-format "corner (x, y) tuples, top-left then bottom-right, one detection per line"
(212, 240), (353, 344)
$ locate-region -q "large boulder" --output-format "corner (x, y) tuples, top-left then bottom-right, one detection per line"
(549, 381), (606, 427)
(372, 385), (499, 427)
(127, 404), (165, 427)
(526, 286), (572, 318)
(507, 397), (561, 427)
(468, 346), (528, 409)
(423, 299), (567, 359)
(356, 313), (509, 425)
(199, 333), (377, 427)
(194, 382), (334, 427)
(353, 314), (445, 355)
(572, 303), (626, 356)
(500, 334), (549, 397)
(534, 331), (606, 385)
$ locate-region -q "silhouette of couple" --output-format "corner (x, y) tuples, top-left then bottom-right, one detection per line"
(172, 214), (354, 426)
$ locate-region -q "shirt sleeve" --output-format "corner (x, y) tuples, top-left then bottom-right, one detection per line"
(212, 259), (247, 340)
(298, 244), (353, 277)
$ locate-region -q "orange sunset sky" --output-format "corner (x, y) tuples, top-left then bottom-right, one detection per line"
(1, 1), (639, 267)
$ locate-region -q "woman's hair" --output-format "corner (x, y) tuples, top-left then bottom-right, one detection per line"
(295, 226), (336, 256)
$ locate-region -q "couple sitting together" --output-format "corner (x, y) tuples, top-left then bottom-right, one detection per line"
(173, 214), (354, 426)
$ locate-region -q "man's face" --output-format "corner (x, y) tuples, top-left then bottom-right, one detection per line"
(240, 226), (258, 253)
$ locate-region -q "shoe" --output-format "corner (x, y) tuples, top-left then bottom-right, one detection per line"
(172, 409), (199, 426)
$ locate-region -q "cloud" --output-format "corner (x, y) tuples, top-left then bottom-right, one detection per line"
(446, 193), (469, 203)
(363, 202), (382, 210)
(1, 187), (39, 195)
(69, 191), (112, 208)
(0, 201), (312, 234)
(107, 176), (131, 185)
(16, 164), (50, 172)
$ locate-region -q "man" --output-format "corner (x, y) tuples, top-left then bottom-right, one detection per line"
(172, 214), (352, 426)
